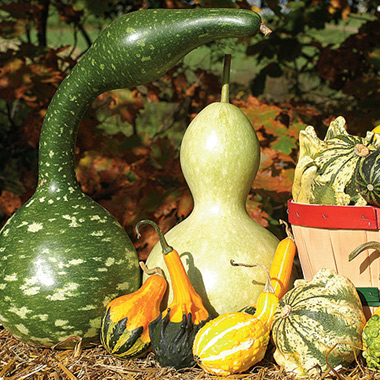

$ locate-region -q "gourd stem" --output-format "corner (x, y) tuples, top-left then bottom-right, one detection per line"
(221, 54), (231, 104)
(259, 23), (272, 36)
(230, 260), (275, 294)
(139, 261), (164, 277)
(354, 143), (370, 157)
(349, 241), (380, 261)
(135, 220), (173, 255)
(279, 219), (294, 240)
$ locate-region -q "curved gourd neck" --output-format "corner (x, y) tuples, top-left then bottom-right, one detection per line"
(36, 9), (262, 194)
(191, 194), (248, 218)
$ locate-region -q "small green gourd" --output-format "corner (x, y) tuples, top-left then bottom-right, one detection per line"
(0, 9), (264, 348)
(144, 54), (279, 317)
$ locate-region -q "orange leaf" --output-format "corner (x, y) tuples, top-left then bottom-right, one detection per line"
(0, 191), (22, 216)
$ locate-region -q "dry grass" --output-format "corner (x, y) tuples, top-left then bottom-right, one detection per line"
(1, 327), (380, 380)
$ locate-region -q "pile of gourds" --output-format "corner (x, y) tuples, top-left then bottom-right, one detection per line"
(292, 116), (380, 207)
(1, 7), (380, 379)
(101, 219), (368, 377)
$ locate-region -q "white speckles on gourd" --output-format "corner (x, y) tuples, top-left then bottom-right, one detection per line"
(68, 259), (85, 266)
(79, 305), (96, 311)
(27, 222), (43, 233)
(91, 231), (104, 237)
(97, 268), (108, 272)
(62, 215), (80, 228)
(21, 277), (39, 287)
(105, 257), (115, 266)
(116, 282), (131, 291)
(8, 306), (32, 319)
(4, 273), (18, 282)
(54, 319), (69, 327)
(22, 286), (40, 296)
(84, 328), (98, 338)
(125, 259), (139, 270)
(46, 282), (79, 301)
(0, 284), (6, 290)
(15, 324), (30, 335)
(34, 314), (49, 321)
(83, 317), (102, 338)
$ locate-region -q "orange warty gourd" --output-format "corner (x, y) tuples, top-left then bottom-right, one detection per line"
(193, 221), (296, 376)
(100, 262), (167, 359)
(136, 220), (210, 369)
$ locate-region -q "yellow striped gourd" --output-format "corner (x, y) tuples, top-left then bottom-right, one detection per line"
(193, 224), (296, 375)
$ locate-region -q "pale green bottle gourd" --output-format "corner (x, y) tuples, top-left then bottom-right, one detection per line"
(145, 55), (279, 317)
(0, 9), (264, 347)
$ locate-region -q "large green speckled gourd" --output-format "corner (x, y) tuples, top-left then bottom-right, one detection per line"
(0, 9), (264, 347)
(145, 56), (279, 317)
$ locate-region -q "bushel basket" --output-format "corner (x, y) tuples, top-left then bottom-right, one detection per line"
(288, 199), (380, 318)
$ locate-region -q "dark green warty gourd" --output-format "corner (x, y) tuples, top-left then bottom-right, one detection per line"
(355, 149), (380, 207)
(0, 9), (263, 348)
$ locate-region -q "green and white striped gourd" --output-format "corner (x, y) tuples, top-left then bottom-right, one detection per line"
(355, 148), (380, 207)
(272, 268), (366, 378)
(145, 55), (279, 317)
(292, 116), (379, 205)
(0, 9), (265, 348)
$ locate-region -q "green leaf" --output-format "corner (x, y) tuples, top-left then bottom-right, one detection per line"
(270, 135), (297, 154)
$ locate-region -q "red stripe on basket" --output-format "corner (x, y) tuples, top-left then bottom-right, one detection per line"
(287, 199), (380, 230)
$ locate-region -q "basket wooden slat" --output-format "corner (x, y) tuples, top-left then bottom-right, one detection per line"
(288, 200), (380, 319)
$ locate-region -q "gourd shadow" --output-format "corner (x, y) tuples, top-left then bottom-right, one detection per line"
(359, 249), (380, 274)
(180, 251), (218, 318)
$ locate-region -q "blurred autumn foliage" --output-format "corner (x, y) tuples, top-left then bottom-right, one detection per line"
(0, 0), (379, 258)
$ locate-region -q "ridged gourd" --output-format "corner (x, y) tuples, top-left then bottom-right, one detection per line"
(144, 55), (279, 317)
(0, 9), (265, 348)
(272, 268), (366, 377)
(292, 116), (379, 206)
